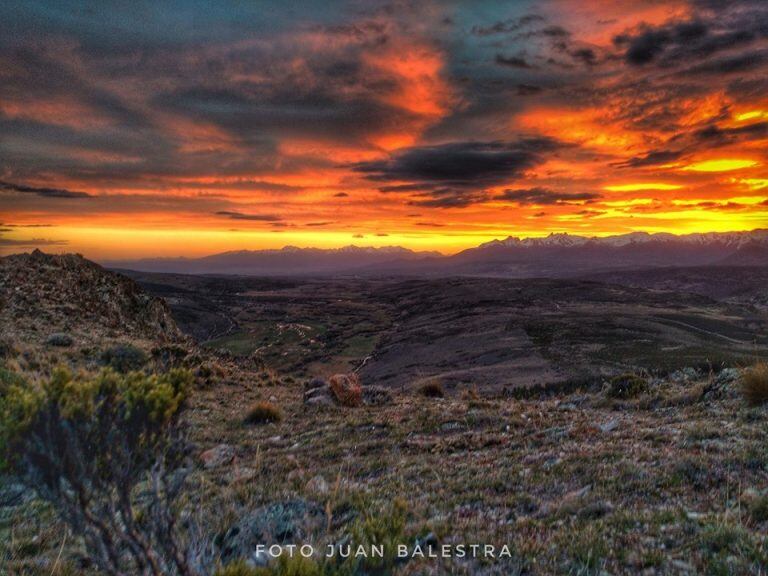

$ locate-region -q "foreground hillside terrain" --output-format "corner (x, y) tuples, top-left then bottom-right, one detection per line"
(2, 251), (768, 575)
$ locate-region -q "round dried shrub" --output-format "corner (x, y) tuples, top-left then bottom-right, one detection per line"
(606, 374), (648, 399)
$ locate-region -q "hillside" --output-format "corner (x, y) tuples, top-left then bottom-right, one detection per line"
(0, 249), (184, 347)
(2, 252), (768, 575)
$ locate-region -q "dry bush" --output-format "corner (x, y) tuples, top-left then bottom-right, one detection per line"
(419, 380), (444, 398)
(741, 362), (768, 406)
(243, 401), (282, 425)
(329, 373), (362, 407)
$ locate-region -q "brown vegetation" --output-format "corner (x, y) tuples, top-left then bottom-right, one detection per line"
(741, 362), (768, 406)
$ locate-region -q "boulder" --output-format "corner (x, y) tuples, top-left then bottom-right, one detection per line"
(218, 499), (325, 565)
(303, 378), (336, 406)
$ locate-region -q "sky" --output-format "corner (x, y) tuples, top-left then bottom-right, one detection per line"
(1, 0), (767, 258)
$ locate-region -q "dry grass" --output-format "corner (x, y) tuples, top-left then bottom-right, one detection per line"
(741, 362), (768, 406)
(243, 401), (283, 425)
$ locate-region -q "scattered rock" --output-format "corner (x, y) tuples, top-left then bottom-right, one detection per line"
(577, 500), (614, 519)
(0, 479), (29, 508)
(287, 469), (305, 483)
(416, 532), (438, 548)
(669, 367), (700, 383)
(305, 475), (329, 495)
(229, 466), (258, 483)
(303, 379), (336, 406)
(200, 444), (235, 469)
(218, 499), (325, 564)
(599, 419), (619, 433)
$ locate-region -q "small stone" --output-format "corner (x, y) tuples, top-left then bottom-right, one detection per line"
(599, 419), (619, 433)
(199, 444), (235, 469)
(577, 501), (614, 519)
(287, 469), (305, 483)
(670, 559), (695, 572)
(230, 466), (257, 483)
(305, 475), (329, 495)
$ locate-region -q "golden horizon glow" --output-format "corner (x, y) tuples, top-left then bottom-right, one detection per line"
(682, 159), (759, 172)
(2, 0), (768, 259)
(604, 183), (684, 192)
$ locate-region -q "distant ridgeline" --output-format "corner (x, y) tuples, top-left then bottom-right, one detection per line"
(104, 229), (768, 277)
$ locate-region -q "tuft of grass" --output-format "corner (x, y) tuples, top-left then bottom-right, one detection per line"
(101, 343), (148, 373)
(741, 362), (768, 406)
(606, 373), (648, 399)
(243, 401), (283, 425)
(418, 380), (444, 398)
(45, 333), (73, 347)
(746, 493), (768, 523)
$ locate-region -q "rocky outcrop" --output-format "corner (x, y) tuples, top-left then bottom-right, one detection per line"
(0, 249), (184, 345)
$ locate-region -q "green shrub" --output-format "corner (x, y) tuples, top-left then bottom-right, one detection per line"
(0, 365), (26, 392)
(216, 556), (323, 576)
(244, 401), (283, 425)
(0, 367), (195, 575)
(102, 343), (148, 373)
(606, 373), (648, 399)
(747, 494), (768, 523)
(418, 380), (444, 398)
(741, 362), (768, 406)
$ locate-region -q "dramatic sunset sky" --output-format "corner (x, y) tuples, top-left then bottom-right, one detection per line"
(1, 0), (767, 258)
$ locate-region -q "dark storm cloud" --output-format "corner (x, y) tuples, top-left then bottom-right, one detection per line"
(0, 180), (92, 199)
(353, 138), (565, 207)
(333, 192), (349, 197)
(495, 54), (535, 68)
(684, 49), (768, 75)
(616, 119), (768, 168)
(354, 138), (563, 189)
(571, 48), (597, 66)
(616, 150), (684, 168)
(516, 84), (543, 96)
(614, 3), (768, 69)
(471, 15), (544, 37)
(694, 121), (768, 142)
(408, 192), (487, 208)
(214, 211), (283, 222)
(497, 187), (599, 205)
(0, 238), (67, 246)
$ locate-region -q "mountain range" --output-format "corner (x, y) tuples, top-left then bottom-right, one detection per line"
(105, 229), (768, 277)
